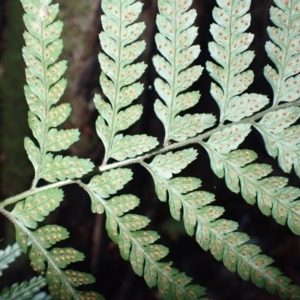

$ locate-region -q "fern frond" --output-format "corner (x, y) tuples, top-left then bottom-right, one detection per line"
(201, 128), (300, 235)
(96, 0), (158, 165)
(154, 0), (215, 145)
(21, 0), (93, 187)
(0, 276), (46, 300)
(264, 0), (300, 106)
(207, 0), (269, 123)
(6, 212), (103, 300)
(0, 243), (21, 276)
(82, 171), (206, 299)
(143, 149), (300, 299)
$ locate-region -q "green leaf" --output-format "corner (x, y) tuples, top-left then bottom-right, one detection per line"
(106, 195), (140, 217)
(88, 168), (133, 198)
(168, 114), (216, 142)
(110, 134), (159, 161)
(50, 248), (84, 268)
(0, 243), (21, 276)
(11, 189), (64, 229)
(40, 154), (94, 182)
(33, 225), (69, 249)
(24, 137), (41, 173)
(225, 94), (269, 122)
(149, 149), (198, 179)
(64, 270), (95, 287)
(0, 276), (46, 300)
(207, 124), (251, 154)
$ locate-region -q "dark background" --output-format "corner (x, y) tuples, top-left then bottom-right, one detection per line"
(1, 0), (300, 299)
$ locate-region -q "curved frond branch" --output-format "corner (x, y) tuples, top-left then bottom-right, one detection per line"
(207, 0), (269, 123)
(154, 0), (215, 145)
(142, 151), (300, 299)
(96, 0), (158, 165)
(80, 178), (206, 300)
(264, 0), (300, 106)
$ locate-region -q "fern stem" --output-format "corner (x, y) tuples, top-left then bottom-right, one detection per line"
(0, 180), (74, 208)
(100, 99), (300, 172)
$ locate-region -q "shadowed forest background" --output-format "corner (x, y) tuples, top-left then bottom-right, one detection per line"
(0, 0), (300, 299)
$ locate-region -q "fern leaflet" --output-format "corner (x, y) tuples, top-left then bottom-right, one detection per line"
(96, 0), (158, 165)
(154, 0), (215, 145)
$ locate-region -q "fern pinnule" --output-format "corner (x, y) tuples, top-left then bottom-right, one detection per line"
(96, 0), (158, 165)
(207, 0), (269, 123)
(143, 149), (300, 299)
(154, 0), (215, 145)
(21, 0), (93, 187)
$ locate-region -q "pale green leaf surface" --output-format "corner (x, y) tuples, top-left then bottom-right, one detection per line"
(64, 270), (95, 287)
(45, 128), (80, 152)
(15, 227), (28, 253)
(169, 113), (216, 142)
(106, 195), (140, 217)
(0, 276), (46, 300)
(149, 149), (198, 179)
(0, 243), (21, 276)
(24, 137), (41, 174)
(88, 168), (133, 198)
(207, 124), (251, 154)
(114, 104), (143, 134)
(11, 188), (64, 229)
(225, 94), (269, 122)
(110, 134), (158, 161)
(33, 225), (69, 249)
(47, 103), (72, 128)
(40, 154), (94, 182)
(50, 248), (84, 268)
